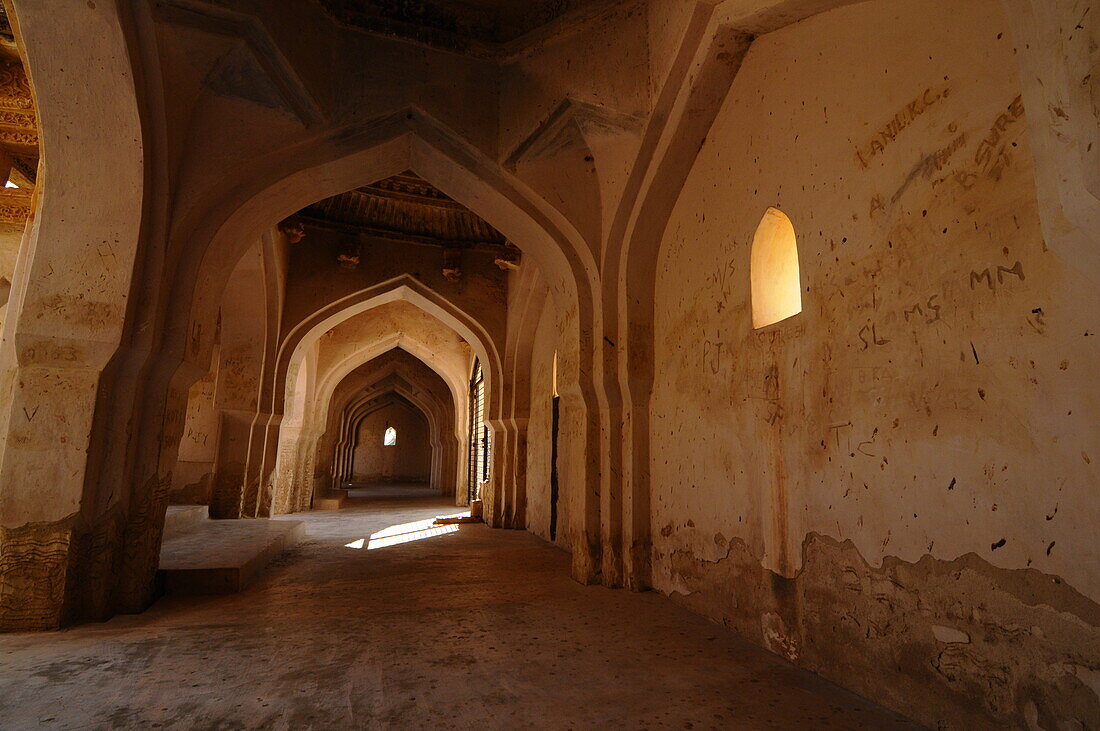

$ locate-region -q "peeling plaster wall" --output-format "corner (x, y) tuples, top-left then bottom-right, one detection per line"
(650, 0), (1099, 726)
(351, 402), (430, 484)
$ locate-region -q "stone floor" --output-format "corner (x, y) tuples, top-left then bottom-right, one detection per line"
(0, 486), (920, 729)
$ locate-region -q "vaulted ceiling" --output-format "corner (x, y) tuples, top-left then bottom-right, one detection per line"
(296, 171), (511, 252)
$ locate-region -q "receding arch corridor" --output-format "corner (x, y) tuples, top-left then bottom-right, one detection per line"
(0, 487), (914, 729)
(0, 0), (1095, 725)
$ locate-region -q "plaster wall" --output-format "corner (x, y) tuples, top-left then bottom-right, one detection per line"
(650, 0), (1099, 726)
(351, 402), (430, 483)
(171, 355), (219, 504)
(525, 296), (579, 551)
(0, 226), (22, 337)
(283, 228), (507, 360)
(500, 1), (650, 255)
(500, 1), (649, 158)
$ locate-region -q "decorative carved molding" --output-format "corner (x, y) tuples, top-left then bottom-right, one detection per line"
(0, 128), (37, 148)
(0, 6), (13, 43)
(277, 218), (306, 243)
(0, 59), (38, 157)
(0, 59), (33, 110)
(0, 187), (31, 225)
(300, 171), (511, 253)
(364, 172), (457, 205)
(0, 52), (39, 197)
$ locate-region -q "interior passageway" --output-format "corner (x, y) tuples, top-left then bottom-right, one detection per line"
(0, 487), (915, 728)
(0, 1), (1096, 726)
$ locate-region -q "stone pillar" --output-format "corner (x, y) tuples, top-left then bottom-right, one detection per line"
(506, 418), (529, 529)
(0, 0), (145, 631)
(243, 412), (282, 518)
(209, 410), (251, 518)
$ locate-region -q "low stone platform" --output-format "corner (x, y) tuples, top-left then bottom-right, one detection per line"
(312, 494), (347, 511)
(158, 519), (304, 595)
(163, 504), (209, 533)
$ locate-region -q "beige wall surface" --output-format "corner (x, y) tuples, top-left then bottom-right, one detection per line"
(650, 0), (1099, 723)
(1, 0), (1096, 725)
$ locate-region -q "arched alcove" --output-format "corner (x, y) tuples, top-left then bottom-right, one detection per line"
(749, 207), (801, 329)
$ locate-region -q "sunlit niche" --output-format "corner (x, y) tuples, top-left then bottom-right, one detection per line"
(750, 207), (802, 329)
(383, 426), (397, 446)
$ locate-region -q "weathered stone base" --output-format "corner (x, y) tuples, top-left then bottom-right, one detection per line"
(0, 520), (72, 631)
(169, 470), (213, 506)
(662, 533), (1100, 728)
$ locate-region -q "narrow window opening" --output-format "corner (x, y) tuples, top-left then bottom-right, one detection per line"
(750, 207), (802, 328)
(383, 426), (397, 446)
(468, 358), (491, 502)
(550, 392), (561, 540)
(551, 350), (559, 398)
(549, 349), (560, 539)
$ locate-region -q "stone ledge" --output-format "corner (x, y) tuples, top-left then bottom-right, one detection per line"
(163, 505), (209, 536)
(157, 520), (303, 595)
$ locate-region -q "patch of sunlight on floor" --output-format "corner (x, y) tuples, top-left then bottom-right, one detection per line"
(344, 517), (460, 551)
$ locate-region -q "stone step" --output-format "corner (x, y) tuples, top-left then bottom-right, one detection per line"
(163, 504), (209, 536)
(312, 494), (347, 511)
(157, 519), (304, 595)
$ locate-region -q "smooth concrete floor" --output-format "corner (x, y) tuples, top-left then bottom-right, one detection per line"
(0, 486), (920, 729)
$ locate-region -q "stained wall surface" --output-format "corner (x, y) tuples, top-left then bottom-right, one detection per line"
(650, 0), (1099, 724)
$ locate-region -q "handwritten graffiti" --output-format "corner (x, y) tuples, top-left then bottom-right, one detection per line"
(902, 294), (942, 324)
(973, 95), (1025, 181)
(701, 333), (724, 374)
(890, 132), (969, 204)
(828, 421), (853, 453)
(761, 363), (783, 426)
(855, 86), (950, 168)
(968, 260), (1025, 292)
(857, 323), (891, 350)
(707, 258), (737, 312)
(1026, 307), (1047, 335)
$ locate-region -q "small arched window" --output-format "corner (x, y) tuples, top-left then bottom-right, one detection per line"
(750, 207), (802, 328)
(383, 426), (397, 446)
